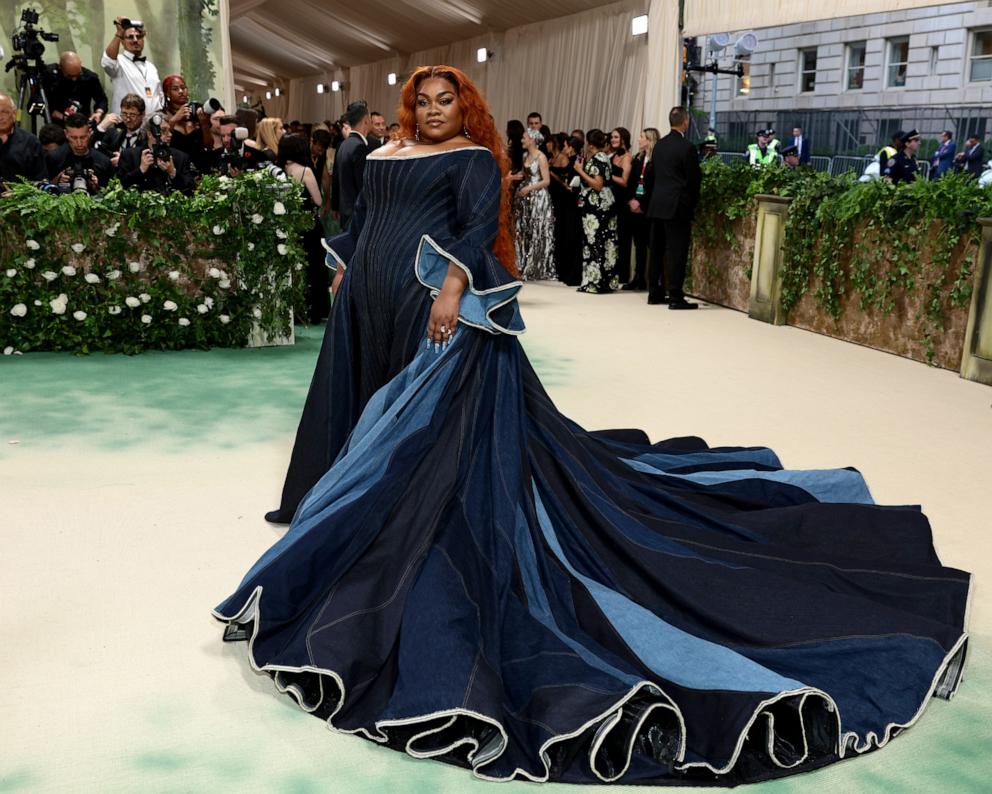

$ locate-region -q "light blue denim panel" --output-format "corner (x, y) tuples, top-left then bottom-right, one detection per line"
(533, 486), (806, 695)
(513, 504), (641, 688)
(630, 447), (783, 471)
(236, 344), (463, 586)
(415, 235), (525, 335)
(623, 462), (876, 505)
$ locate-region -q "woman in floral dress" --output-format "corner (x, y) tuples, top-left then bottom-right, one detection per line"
(574, 129), (619, 293)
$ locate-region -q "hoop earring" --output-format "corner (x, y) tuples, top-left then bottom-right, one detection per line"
(415, 123), (420, 142)
(463, 126), (471, 139)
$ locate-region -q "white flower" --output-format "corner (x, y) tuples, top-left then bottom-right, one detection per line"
(218, 278), (231, 290)
(128, 261), (141, 273)
(3, 346), (13, 355)
(10, 303), (27, 317)
(196, 303), (209, 314)
(218, 175), (230, 183)
(70, 243), (85, 254)
(168, 270), (181, 281)
(247, 243), (255, 251)
(276, 229), (288, 239)
(106, 270), (121, 280)
(84, 273), (101, 284)
(42, 271), (58, 282)
(251, 213), (263, 224)
(277, 244), (288, 256)
(104, 223), (119, 237)
(178, 317), (190, 327)
(33, 300), (41, 306)
(23, 258), (35, 269)
(73, 310), (87, 321)
(276, 173), (287, 182)
(213, 225), (225, 235)
(219, 314), (230, 324)
(208, 267), (221, 278)
(295, 263), (303, 270)
(139, 293), (151, 303)
(273, 201), (286, 215)
(204, 297), (214, 309)
(141, 314), (152, 324)
(5, 269), (15, 277)
(62, 265), (77, 276)
(163, 300), (178, 311)
(108, 306), (122, 315)
(50, 294), (68, 315)
(26, 239), (40, 250)
(125, 296), (141, 308)
(252, 307), (262, 319)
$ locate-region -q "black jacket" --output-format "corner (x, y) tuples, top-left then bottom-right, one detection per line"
(960, 144), (985, 177)
(335, 132), (369, 219)
(44, 144), (114, 187)
(627, 152), (655, 209)
(118, 145), (195, 194)
(43, 65), (109, 120)
(0, 126), (47, 187)
(647, 130), (701, 221)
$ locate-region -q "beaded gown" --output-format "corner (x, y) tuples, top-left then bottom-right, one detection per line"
(216, 146), (969, 786)
(514, 156), (556, 281)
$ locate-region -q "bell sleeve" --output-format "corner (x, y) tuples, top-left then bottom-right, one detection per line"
(322, 190), (367, 272)
(414, 149), (525, 336)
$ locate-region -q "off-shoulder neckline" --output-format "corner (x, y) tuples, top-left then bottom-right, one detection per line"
(367, 145), (491, 161)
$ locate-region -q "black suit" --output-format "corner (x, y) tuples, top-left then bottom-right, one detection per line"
(44, 144), (114, 188)
(647, 130), (702, 302)
(43, 64), (109, 121)
(335, 132), (369, 228)
(626, 152), (658, 289)
(960, 143), (985, 177)
(118, 145), (195, 195)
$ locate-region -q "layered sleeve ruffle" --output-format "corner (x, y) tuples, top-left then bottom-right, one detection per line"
(414, 149), (525, 336)
(322, 191), (367, 272)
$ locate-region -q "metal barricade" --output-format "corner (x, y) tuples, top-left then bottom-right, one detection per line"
(718, 151), (748, 166)
(918, 161), (931, 180)
(807, 156), (833, 173)
(830, 156), (874, 177)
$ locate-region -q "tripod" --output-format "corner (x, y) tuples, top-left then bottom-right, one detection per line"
(11, 60), (51, 134)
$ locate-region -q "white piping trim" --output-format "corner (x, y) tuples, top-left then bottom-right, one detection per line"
(213, 575), (969, 784)
(368, 145), (490, 161)
(321, 237), (347, 271)
(413, 233), (524, 337)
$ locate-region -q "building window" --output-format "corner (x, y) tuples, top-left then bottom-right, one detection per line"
(929, 46), (940, 76)
(738, 58), (751, 96)
(887, 37), (909, 87)
(799, 48), (817, 93)
(767, 61), (776, 93)
(846, 42), (866, 89)
(969, 30), (992, 82)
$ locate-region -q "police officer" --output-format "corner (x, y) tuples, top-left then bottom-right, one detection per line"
(780, 144), (800, 168)
(882, 129), (920, 184)
(746, 129), (777, 167)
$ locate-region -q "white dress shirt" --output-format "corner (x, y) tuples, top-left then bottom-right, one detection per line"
(101, 50), (162, 117)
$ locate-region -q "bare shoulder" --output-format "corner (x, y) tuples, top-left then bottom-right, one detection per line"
(367, 140), (406, 159)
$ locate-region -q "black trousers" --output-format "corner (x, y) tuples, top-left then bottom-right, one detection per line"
(630, 213), (658, 288)
(648, 216), (693, 301)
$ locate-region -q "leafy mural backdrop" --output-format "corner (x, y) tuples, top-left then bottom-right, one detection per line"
(0, 0), (222, 105)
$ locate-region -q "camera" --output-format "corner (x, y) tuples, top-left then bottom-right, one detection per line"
(69, 161), (93, 193)
(64, 99), (82, 117)
(187, 97), (223, 118)
(147, 113), (171, 162)
(6, 7), (59, 69)
(117, 18), (144, 31)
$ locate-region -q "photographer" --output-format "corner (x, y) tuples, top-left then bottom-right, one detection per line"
(0, 92), (47, 189)
(201, 115), (239, 174)
(44, 113), (113, 192)
(43, 52), (108, 125)
(101, 16), (161, 122)
(118, 114), (193, 195)
(92, 94), (146, 166)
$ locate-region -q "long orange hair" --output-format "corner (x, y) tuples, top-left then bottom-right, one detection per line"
(397, 66), (518, 278)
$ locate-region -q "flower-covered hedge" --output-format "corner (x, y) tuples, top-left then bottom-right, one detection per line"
(0, 173), (310, 355)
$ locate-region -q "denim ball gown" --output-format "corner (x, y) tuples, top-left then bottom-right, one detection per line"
(214, 147), (970, 785)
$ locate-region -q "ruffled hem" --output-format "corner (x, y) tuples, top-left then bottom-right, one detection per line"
(213, 584), (969, 785)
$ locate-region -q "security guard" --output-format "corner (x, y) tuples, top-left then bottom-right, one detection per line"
(746, 129), (777, 167)
(882, 129), (920, 184)
(780, 143), (800, 168)
(877, 131), (903, 164)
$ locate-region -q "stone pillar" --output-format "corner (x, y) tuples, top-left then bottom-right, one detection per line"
(748, 195), (793, 325)
(960, 218), (992, 386)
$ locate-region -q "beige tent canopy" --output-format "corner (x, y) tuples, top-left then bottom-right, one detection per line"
(227, 0), (946, 130)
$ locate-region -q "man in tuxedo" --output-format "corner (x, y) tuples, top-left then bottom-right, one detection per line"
(368, 112), (388, 151)
(117, 115), (194, 195)
(647, 106), (702, 310)
(789, 126), (811, 165)
(955, 135), (985, 178)
(335, 101), (372, 230)
(92, 93), (146, 167)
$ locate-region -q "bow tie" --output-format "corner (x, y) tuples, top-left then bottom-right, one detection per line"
(131, 55), (146, 63)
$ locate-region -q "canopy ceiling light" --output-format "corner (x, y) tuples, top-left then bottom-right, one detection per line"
(316, 83), (325, 94)
(331, 80), (341, 92)
(274, 87), (281, 97)
(265, 90), (272, 100)
(477, 48), (491, 63)
(631, 15), (648, 36)
(387, 72), (397, 85)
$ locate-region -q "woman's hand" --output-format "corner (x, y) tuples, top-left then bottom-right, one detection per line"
(519, 185), (530, 198)
(427, 263), (468, 347)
